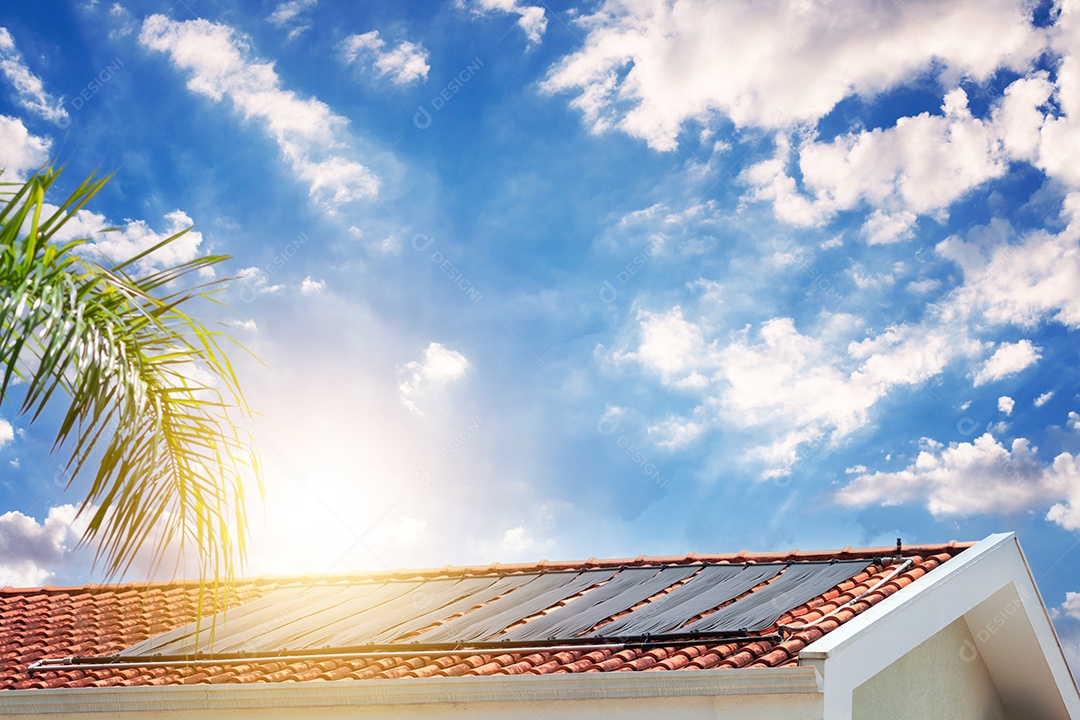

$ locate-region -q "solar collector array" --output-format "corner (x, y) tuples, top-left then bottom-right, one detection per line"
(118, 559), (872, 658)
(500, 564), (700, 642)
(587, 562), (784, 638)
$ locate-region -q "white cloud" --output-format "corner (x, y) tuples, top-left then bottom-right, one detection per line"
(746, 83), (1052, 229)
(299, 276), (325, 293)
(862, 209), (917, 245)
(543, 0), (1043, 151)
(973, 340), (1041, 386)
(0, 418), (12, 448)
(1070, 412), (1080, 432)
(609, 200), (721, 256)
(236, 266), (285, 298)
(268, 0), (316, 26)
(0, 505), (84, 587)
(999, 396), (1015, 415)
(50, 206), (204, 271)
(1035, 391), (1054, 407)
(0, 114), (50, 178)
(836, 433), (1080, 530)
(497, 525), (553, 557)
(938, 208), (1080, 329)
(907, 278), (942, 294)
(139, 15), (379, 209)
(647, 416), (706, 449)
(463, 0), (547, 45)
(614, 311), (981, 476)
(1034, 2), (1080, 189)
(267, 0), (317, 38)
(106, 3), (138, 39)
(399, 342), (470, 413)
(340, 31), (430, 85)
(612, 307), (714, 389)
(229, 318), (258, 332)
(0, 27), (68, 125)
(1062, 593), (1080, 621)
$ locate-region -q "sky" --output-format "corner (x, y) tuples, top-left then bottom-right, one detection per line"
(0, 0), (1079, 674)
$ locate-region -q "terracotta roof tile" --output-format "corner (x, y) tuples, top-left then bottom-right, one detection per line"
(0, 543), (971, 690)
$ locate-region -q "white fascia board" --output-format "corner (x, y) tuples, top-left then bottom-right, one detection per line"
(800, 532), (1080, 719)
(0, 667), (822, 717)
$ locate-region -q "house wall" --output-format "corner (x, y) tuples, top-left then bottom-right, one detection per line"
(851, 617), (1011, 720)
(0, 669), (825, 720)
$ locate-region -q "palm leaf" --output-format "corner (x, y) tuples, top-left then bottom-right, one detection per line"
(0, 166), (262, 610)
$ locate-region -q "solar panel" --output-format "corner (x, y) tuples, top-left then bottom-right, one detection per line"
(119, 585), (347, 657)
(587, 563), (783, 638)
(233, 580), (425, 653)
(116, 559), (872, 660)
(411, 569), (616, 644)
(366, 574), (534, 644)
(500, 565), (699, 642)
(685, 560), (868, 633)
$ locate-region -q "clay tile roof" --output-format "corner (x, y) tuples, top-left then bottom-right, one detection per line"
(0, 542), (972, 690)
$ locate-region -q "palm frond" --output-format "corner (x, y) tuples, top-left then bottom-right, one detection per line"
(0, 166), (261, 594)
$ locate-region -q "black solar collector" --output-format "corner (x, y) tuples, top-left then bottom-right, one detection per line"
(250, 580), (427, 652)
(587, 563), (784, 638)
(412, 569), (617, 643)
(685, 560), (868, 633)
(501, 564), (699, 641)
(364, 575), (525, 644)
(119, 585), (348, 657)
(115, 559), (872, 660)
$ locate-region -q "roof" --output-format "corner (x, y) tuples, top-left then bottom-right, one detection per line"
(0, 541), (971, 691)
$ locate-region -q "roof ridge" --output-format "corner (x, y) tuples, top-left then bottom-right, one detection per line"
(0, 542), (974, 595)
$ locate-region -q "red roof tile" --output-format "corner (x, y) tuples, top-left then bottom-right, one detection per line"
(0, 542), (970, 690)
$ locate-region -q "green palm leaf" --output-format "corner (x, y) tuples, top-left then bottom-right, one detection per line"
(0, 166), (261, 595)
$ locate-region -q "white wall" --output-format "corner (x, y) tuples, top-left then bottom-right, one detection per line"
(852, 618), (1010, 720)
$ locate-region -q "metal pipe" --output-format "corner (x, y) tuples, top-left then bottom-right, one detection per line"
(28, 635), (781, 673)
(777, 557), (913, 636)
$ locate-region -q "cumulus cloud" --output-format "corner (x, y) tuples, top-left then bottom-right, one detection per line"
(1063, 592), (1080, 621)
(1035, 391), (1055, 407)
(0, 27), (68, 125)
(999, 396), (1015, 415)
(938, 208), (1080, 329)
(0, 418), (12, 448)
(836, 433), (1080, 530)
(399, 342), (470, 413)
(614, 310), (982, 476)
(973, 340), (1041, 386)
(340, 31), (429, 85)
(745, 82), (1053, 229)
(48, 206), (204, 271)
(0, 505), (85, 587)
(543, 0), (1042, 151)
(862, 210), (918, 245)
(139, 15), (379, 209)
(462, 0), (547, 45)
(0, 114), (50, 178)
(299, 276), (325, 293)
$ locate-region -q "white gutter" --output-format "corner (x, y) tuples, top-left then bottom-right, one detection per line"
(0, 667), (821, 717)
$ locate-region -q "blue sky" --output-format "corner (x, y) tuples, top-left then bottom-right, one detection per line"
(1, 0), (1080, 671)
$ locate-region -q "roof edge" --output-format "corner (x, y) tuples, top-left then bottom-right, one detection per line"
(0, 667), (822, 715)
(0, 541), (974, 595)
